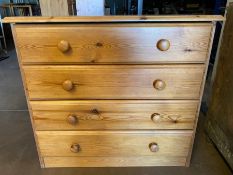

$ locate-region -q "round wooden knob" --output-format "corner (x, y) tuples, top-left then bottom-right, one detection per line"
(153, 79), (166, 90)
(70, 143), (81, 153)
(151, 113), (161, 122)
(62, 80), (74, 91)
(67, 114), (78, 125)
(58, 40), (70, 53)
(149, 142), (159, 152)
(157, 39), (170, 51)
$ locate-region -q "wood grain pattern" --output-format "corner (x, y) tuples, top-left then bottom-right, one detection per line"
(185, 23), (216, 166)
(206, 4), (233, 168)
(14, 24), (212, 64)
(3, 15), (225, 23)
(36, 130), (192, 157)
(23, 65), (205, 100)
(11, 25), (45, 167)
(31, 100), (198, 130)
(6, 16), (220, 168)
(43, 156), (187, 167)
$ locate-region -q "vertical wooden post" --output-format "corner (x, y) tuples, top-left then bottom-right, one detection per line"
(206, 1), (233, 170)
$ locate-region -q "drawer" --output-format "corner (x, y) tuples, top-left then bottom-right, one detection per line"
(23, 65), (205, 100)
(36, 131), (192, 157)
(31, 100), (198, 130)
(15, 23), (212, 64)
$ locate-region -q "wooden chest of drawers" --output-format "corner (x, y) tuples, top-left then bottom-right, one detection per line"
(4, 15), (224, 168)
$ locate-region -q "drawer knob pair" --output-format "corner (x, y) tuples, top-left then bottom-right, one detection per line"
(58, 40), (103, 52)
(70, 143), (81, 153)
(63, 80), (165, 91)
(157, 39), (170, 51)
(70, 143), (158, 153)
(57, 39), (169, 53)
(67, 114), (79, 125)
(63, 80), (165, 92)
(58, 40), (70, 53)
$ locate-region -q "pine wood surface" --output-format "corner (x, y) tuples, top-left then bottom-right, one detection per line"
(43, 156), (187, 167)
(36, 130), (192, 157)
(31, 100), (198, 130)
(7, 16), (221, 167)
(23, 65), (205, 100)
(3, 15), (224, 23)
(14, 24), (212, 64)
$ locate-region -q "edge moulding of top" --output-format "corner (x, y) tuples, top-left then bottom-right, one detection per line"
(3, 15), (225, 23)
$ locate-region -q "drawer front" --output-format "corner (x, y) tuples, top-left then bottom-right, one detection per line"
(31, 100), (198, 130)
(36, 131), (192, 157)
(15, 23), (212, 64)
(23, 65), (205, 100)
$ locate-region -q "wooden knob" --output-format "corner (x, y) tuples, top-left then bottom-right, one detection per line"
(153, 79), (166, 90)
(157, 39), (170, 51)
(62, 80), (74, 91)
(70, 143), (81, 153)
(67, 114), (78, 125)
(151, 113), (161, 122)
(149, 142), (159, 152)
(58, 40), (70, 53)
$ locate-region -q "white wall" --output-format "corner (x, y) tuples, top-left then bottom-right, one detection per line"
(76, 0), (104, 16)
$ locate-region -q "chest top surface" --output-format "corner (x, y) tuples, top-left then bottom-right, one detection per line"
(3, 15), (224, 24)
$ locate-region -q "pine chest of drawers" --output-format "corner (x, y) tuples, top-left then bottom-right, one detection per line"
(4, 16), (224, 168)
